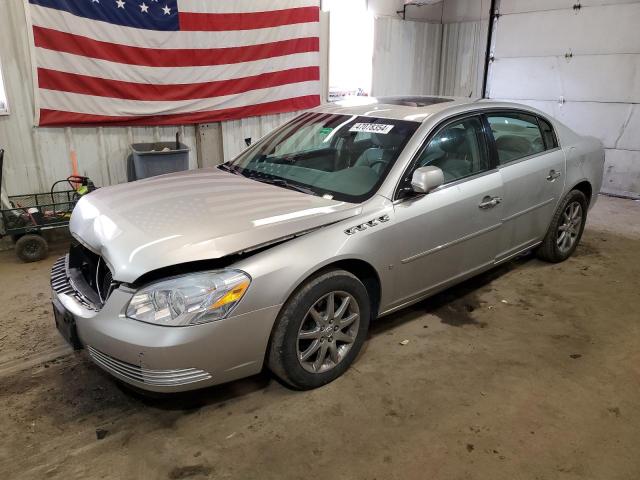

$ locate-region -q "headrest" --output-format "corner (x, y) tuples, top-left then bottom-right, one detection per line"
(437, 128), (466, 153)
(496, 135), (531, 153)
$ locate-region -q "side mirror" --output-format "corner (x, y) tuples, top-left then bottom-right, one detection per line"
(411, 166), (444, 194)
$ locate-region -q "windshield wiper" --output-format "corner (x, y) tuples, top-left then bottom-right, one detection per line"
(218, 163), (239, 175)
(252, 177), (318, 196)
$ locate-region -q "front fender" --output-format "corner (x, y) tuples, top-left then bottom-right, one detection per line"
(230, 201), (396, 317)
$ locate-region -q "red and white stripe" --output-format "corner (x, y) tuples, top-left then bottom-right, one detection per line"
(29, 0), (321, 126)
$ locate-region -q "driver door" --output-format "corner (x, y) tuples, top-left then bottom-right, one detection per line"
(390, 115), (504, 307)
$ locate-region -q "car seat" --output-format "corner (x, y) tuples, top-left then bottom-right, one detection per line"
(353, 133), (400, 175)
(427, 128), (474, 182)
(495, 135), (532, 162)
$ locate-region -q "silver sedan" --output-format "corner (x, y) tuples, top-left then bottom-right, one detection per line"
(51, 96), (604, 392)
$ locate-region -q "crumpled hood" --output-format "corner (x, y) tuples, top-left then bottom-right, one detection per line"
(70, 168), (361, 283)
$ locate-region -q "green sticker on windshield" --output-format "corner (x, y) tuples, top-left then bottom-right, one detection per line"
(319, 127), (333, 136)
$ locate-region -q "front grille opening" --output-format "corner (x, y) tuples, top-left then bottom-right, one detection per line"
(51, 256), (96, 311)
(68, 241), (116, 306)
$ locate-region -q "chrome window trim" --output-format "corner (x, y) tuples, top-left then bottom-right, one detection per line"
(478, 107), (562, 148)
(391, 106), (564, 202)
(484, 109), (562, 167)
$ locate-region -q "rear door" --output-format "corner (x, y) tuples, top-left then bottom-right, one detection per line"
(390, 115), (504, 308)
(485, 112), (565, 261)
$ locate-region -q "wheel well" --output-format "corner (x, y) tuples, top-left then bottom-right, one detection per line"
(316, 259), (382, 318)
(264, 259), (383, 366)
(572, 181), (593, 206)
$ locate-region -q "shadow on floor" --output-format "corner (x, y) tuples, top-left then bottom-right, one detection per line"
(370, 251), (536, 333)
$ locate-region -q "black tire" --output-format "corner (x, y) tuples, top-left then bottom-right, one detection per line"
(15, 234), (49, 262)
(536, 189), (588, 263)
(267, 270), (371, 390)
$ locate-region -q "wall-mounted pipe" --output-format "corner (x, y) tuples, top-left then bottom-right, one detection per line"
(481, 0), (498, 98)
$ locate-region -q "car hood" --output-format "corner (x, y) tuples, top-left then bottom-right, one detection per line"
(70, 168), (361, 283)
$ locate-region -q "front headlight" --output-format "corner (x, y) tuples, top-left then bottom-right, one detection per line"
(125, 270), (251, 327)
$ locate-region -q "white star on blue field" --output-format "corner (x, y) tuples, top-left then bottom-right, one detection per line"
(30, 0), (180, 30)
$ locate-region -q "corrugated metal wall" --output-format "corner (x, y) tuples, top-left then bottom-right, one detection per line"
(438, 0), (491, 98)
(487, 0), (640, 197)
(0, 0), (198, 195)
(371, 17), (442, 97)
(370, 1), (490, 99)
(439, 21), (486, 98)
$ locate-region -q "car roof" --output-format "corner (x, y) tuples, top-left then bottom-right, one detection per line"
(311, 96), (494, 123)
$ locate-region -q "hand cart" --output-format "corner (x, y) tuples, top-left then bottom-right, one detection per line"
(0, 149), (96, 262)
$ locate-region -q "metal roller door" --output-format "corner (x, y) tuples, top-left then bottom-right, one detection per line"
(486, 0), (640, 198)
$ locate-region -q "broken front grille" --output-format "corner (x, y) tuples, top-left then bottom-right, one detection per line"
(52, 242), (117, 310)
(69, 241), (116, 305)
(51, 256), (97, 311)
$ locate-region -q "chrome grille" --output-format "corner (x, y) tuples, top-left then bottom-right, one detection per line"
(87, 346), (212, 387)
(51, 256), (97, 311)
(100, 267), (114, 301)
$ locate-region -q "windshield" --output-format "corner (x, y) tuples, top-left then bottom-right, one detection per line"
(223, 112), (420, 203)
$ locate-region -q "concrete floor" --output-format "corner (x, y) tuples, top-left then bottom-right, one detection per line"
(0, 195), (639, 480)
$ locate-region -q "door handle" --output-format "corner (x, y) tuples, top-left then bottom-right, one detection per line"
(478, 196), (502, 209)
(546, 169), (561, 181)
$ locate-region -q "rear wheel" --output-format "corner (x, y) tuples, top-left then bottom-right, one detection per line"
(15, 234), (49, 262)
(267, 270), (370, 390)
(536, 190), (587, 263)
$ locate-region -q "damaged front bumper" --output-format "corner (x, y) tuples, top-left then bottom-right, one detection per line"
(50, 255), (281, 393)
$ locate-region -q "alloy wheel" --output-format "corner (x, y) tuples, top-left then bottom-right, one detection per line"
(297, 291), (360, 373)
(557, 201), (582, 253)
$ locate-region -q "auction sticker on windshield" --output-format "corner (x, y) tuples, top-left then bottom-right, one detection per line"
(349, 123), (394, 134)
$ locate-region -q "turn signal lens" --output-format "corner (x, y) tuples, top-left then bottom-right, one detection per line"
(210, 280), (250, 310)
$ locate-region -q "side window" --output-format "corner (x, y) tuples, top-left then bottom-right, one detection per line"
(415, 116), (489, 183)
(538, 117), (558, 149)
(487, 113), (545, 165)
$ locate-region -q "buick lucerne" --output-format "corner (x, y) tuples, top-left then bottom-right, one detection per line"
(51, 97), (604, 392)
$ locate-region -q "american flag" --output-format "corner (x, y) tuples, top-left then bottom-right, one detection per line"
(27, 0), (321, 126)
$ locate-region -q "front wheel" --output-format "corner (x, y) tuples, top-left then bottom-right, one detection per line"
(536, 189), (588, 263)
(267, 270), (371, 390)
